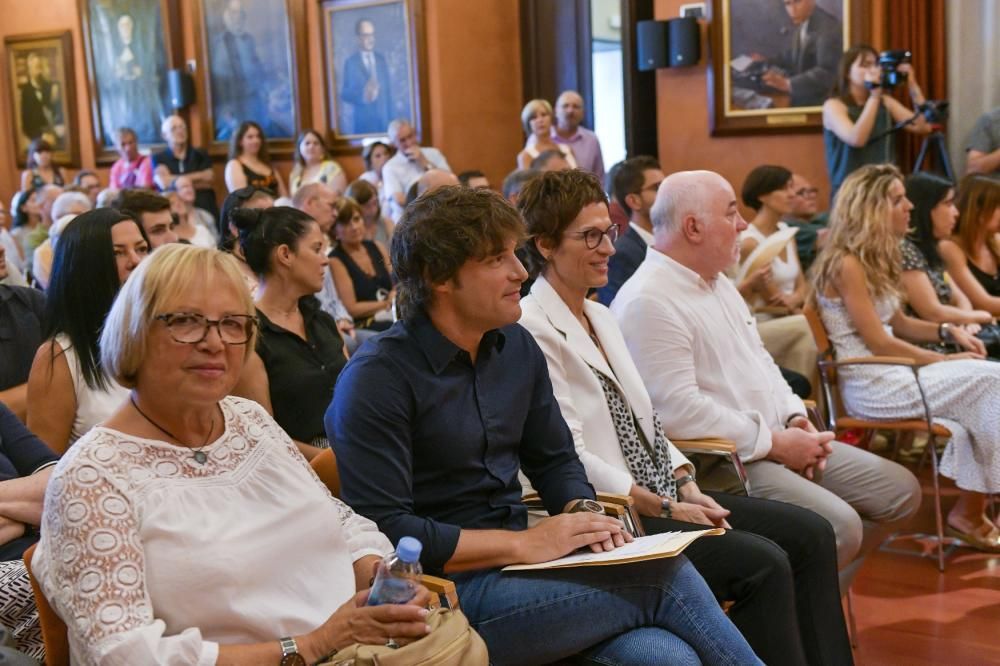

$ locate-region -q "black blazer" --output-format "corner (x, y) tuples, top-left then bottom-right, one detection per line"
(341, 51), (393, 135)
(597, 225), (646, 306)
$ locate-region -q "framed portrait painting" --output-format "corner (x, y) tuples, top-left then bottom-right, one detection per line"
(4, 31), (80, 167)
(322, 0), (426, 144)
(708, 0), (862, 135)
(196, 0), (308, 151)
(79, 0), (173, 158)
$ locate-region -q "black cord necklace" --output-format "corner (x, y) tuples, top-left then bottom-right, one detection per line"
(129, 394), (215, 465)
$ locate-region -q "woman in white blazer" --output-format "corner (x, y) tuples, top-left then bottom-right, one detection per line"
(516, 170), (852, 666)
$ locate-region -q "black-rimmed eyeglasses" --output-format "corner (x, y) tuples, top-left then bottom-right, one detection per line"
(568, 225), (619, 249)
(156, 313), (256, 345)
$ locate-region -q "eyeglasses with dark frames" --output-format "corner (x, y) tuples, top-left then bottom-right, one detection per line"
(568, 224), (619, 250)
(794, 187), (819, 197)
(156, 313), (256, 345)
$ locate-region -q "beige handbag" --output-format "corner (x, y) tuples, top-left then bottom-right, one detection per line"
(320, 608), (488, 666)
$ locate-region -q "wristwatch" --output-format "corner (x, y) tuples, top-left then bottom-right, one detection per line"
(675, 473), (696, 491)
(567, 498), (605, 514)
(938, 322), (953, 343)
(279, 636), (306, 666)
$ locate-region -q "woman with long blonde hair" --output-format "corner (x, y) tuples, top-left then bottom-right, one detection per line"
(812, 163), (1000, 552)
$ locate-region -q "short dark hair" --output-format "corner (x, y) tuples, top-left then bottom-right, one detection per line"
(233, 206), (315, 275)
(229, 120), (270, 161)
(517, 170), (608, 278)
(114, 189), (171, 218)
(501, 169), (537, 201)
(219, 187), (276, 251)
(457, 170), (486, 187)
(904, 172), (953, 271)
(362, 140), (393, 171)
(334, 197), (363, 227)
(26, 137), (53, 168)
(13, 186), (41, 228)
(530, 149), (567, 171)
(46, 208), (148, 391)
(609, 156), (660, 215)
(741, 165), (793, 210)
(392, 186), (525, 322)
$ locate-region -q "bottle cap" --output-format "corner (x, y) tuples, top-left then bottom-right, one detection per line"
(396, 536), (422, 563)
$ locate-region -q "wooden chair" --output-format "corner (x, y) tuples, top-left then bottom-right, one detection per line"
(803, 304), (956, 571)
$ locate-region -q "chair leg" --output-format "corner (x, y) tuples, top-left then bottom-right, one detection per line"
(846, 588), (858, 649)
(927, 434), (946, 572)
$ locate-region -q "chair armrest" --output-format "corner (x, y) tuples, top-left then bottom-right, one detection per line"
(594, 492), (634, 507)
(420, 575), (459, 610)
(803, 399), (817, 409)
(822, 355), (921, 368)
(671, 437), (737, 454)
(522, 491), (644, 536)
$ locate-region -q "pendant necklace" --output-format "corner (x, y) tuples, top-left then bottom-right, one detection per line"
(130, 395), (215, 464)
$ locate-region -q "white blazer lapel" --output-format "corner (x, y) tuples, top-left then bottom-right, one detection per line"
(532, 276), (616, 380)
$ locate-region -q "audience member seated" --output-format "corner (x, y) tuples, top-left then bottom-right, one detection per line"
(902, 173), (997, 356)
(610, 169), (921, 586)
(289, 129), (347, 196)
(218, 187), (276, 297)
(530, 148), (572, 172)
(597, 155), (662, 306)
(33, 244), (428, 664)
(1, 200), (25, 277)
(224, 121), (289, 197)
(550, 90), (606, 181)
(26, 209), (149, 453)
(19, 139), (65, 191)
(10, 189), (41, 271)
(22, 185), (63, 278)
(292, 184), (360, 351)
(31, 191), (92, 289)
(965, 104), (1000, 176)
(153, 114), (218, 220)
(517, 170), (851, 665)
(167, 175), (217, 248)
(812, 164), (1000, 551)
(457, 170), (490, 189)
(231, 207), (347, 460)
(95, 187), (119, 209)
(784, 173), (828, 271)
(359, 139), (394, 210)
(516, 99), (578, 170)
(329, 198), (394, 332)
(938, 173), (1000, 316)
(382, 119), (451, 221)
(501, 168), (537, 206)
(327, 185), (761, 665)
(823, 45), (929, 201)
(114, 189), (179, 249)
(0, 248), (47, 420)
(345, 179), (394, 247)
(0, 403), (57, 560)
(108, 127), (154, 190)
(72, 170), (101, 206)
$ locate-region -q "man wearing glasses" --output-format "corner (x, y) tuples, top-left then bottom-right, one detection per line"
(783, 173), (828, 271)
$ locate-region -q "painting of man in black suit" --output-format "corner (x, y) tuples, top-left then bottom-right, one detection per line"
(19, 52), (60, 145)
(340, 18), (392, 135)
(761, 0), (843, 107)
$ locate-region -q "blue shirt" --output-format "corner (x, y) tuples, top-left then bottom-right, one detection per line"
(326, 313), (594, 572)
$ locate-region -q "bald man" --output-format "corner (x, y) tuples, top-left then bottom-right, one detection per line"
(549, 90), (605, 181)
(610, 170), (920, 593)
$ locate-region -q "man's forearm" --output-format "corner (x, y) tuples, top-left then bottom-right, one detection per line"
(190, 168), (216, 188)
(442, 528), (525, 573)
(0, 467), (52, 526)
(967, 148), (1000, 175)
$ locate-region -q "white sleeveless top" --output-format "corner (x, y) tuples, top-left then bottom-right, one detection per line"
(54, 333), (130, 446)
(740, 222), (801, 296)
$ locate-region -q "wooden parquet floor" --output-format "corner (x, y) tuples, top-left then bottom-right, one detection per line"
(850, 471), (1000, 665)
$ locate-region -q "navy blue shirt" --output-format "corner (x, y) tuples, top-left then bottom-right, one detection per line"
(326, 313), (594, 572)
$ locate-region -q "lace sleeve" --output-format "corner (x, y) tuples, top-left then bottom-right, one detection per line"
(34, 440), (218, 665)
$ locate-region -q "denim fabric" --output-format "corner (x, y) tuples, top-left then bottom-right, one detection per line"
(449, 556), (761, 666)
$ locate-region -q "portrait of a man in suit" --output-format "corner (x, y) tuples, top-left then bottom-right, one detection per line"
(19, 52), (59, 145)
(761, 0), (843, 107)
(340, 18), (392, 135)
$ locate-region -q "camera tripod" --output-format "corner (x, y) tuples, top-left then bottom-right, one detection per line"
(913, 130), (954, 182)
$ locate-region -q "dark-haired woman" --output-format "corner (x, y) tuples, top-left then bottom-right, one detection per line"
(26, 209), (150, 453)
(289, 130), (347, 197)
(345, 179), (394, 248)
(938, 174), (1000, 316)
(10, 188), (42, 271)
(19, 138), (65, 192)
(823, 44), (929, 200)
(232, 207), (346, 460)
(901, 173), (997, 356)
(218, 186), (276, 297)
(224, 121), (288, 197)
(329, 198), (394, 332)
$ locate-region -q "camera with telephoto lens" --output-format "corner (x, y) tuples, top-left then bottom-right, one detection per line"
(865, 49), (911, 90)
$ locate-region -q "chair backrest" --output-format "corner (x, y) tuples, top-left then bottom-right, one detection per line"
(22, 543), (69, 666)
(802, 303), (845, 429)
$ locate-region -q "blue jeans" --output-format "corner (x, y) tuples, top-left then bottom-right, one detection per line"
(449, 555), (761, 666)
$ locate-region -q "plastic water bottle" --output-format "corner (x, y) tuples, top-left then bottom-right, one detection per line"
(367, 536), (423, 606)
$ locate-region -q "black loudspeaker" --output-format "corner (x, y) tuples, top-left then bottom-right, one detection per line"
(636, 20), (669, 71)
(167, 69), (195, 109)
(667, 17), (700, 67)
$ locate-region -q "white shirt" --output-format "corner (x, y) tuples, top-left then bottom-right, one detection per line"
(381, 147), (451, 220)
(34, 396), (391, 666)
(610, 247), (805, 462)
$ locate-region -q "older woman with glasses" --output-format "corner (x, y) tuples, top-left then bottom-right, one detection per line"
(32, 244), (432, 664)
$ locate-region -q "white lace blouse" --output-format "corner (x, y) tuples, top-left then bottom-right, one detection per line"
(33, 396), (392, 666)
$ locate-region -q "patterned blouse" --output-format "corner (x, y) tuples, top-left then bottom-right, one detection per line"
(900, 238), (951, 306)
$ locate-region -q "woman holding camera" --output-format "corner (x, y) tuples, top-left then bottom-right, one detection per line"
(823, 44), (930, 201)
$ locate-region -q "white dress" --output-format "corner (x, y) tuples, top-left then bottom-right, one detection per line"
(33, 396), (391, 665)
(818, 295), (1000, 493)
(54, 333), (130, 447)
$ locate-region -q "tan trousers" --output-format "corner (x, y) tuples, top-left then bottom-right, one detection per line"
(757, 314), (818, 391)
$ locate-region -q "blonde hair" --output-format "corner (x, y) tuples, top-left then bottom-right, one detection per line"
(810, 164), (903, 303)
(100, 244), (256, 389)
(520, 99), (553, 136)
